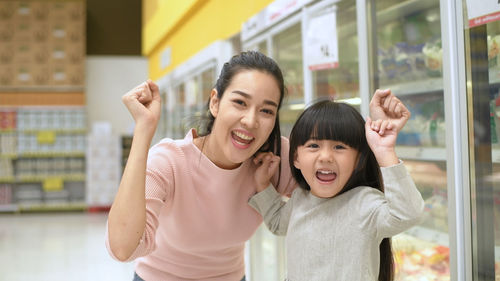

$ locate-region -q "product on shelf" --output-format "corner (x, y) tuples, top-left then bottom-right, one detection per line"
(393, 234), (450, 281)
(488, 35), (500, 68)
(422, 39), (442, 77)
(0, 184), (12, 204)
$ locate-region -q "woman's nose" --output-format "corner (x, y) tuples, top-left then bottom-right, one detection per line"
(241, 110), (259, 129)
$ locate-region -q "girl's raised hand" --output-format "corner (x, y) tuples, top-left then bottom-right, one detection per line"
(253, 152), (281, 193)
(365, 117), (399, 167)
(122, 79), (161, 137)
(369, 89), (411, 132)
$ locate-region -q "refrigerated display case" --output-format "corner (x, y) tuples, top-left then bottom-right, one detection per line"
(241, 0), (465, 280)
(155, 41), (232, 140)
(465, 17), (500, 280)
(367, 0), (453, 279)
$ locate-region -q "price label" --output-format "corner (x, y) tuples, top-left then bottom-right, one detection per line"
(43, 177), (63, 191)
(37, 131), (56, 144)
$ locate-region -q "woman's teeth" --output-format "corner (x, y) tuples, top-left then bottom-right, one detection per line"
(232, 131), (254, 144)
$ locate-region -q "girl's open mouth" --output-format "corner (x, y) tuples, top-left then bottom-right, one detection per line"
(316, 170), (336, 182)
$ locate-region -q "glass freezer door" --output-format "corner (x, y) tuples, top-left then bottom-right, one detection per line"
(368, 0), (450, 279)
(465, 19), (500, 280)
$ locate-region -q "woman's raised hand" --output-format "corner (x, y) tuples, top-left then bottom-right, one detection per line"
(122, 79), (161, 137)
(369, 89), (411, 132)
(253, 152), (281, 193)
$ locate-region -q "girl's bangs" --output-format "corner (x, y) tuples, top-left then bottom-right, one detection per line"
(301, 102), (364, 149)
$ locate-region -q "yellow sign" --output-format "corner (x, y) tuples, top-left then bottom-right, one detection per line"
(37, 131), (56, 144)
(43, 177), (63, 191)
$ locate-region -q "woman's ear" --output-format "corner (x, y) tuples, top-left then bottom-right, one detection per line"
(209, 89), (219, 118)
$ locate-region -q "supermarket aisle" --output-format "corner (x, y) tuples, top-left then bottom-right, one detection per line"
(0, 212), (135, 281)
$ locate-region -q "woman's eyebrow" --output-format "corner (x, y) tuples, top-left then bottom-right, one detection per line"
(231, 90), (278, 107)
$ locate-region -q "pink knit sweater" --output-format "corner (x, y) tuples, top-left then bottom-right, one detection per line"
(106, 129), (295, 281)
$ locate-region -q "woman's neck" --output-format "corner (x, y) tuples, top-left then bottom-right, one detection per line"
(193, 134), (241, 170)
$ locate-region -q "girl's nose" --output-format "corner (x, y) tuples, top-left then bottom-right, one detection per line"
(319, 148), (333, 162)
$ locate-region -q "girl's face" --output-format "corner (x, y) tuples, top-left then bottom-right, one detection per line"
(294, 139), (359, 198)
(207, 70), (280, 169)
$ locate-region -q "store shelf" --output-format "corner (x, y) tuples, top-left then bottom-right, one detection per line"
(397, 147), (500, 163)
(405, 225), (449, 247)
(17, 174), (85, 182)
(0, 204), (19, 212)
(0, 177), (15, 183)
(396, 146), (446, 161)
(18, 202), (87, 212)
(0, 154), (17, 159)
(384, 77), (443, 96)
(19, 129), (87, 134)
(0, 86), (85, 92)
(17, 152), (85, 158)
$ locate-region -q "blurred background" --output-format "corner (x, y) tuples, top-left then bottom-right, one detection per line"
(0, 0), (499, 280)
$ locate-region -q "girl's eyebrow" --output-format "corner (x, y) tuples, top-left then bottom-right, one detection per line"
(231, 90), (278, 107)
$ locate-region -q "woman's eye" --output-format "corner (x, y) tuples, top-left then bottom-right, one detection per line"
(233, 99), (245, 106)
(261, 108), (275, 115)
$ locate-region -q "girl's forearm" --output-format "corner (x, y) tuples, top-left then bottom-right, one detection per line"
(107, 124), (151, 261)
(373, 148), (399, 167)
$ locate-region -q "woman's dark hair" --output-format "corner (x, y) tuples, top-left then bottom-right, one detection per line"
(288, 99), (394, 281)
(198, 51), (286, 156)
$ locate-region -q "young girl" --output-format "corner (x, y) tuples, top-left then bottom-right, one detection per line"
(250, 100), (424, 281)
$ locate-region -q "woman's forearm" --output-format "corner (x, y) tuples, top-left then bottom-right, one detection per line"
(107, 124), (152, 261)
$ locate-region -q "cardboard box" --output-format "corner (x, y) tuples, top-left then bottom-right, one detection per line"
(0, 22), (14, 43)
(12, 1), (32, 23)
(13, 42), (34, 64)
(33, 24), (50, 44)
(33, 44), (50, 64)
(30, 2), (49, 22)
(49, 21), (85, 45)
(0, 2), (16, 22)
(12, 20), (33, 42)
(0, 66), (15, 86)
(50, 63), (85, 86)
(13, 64), (34, 86)
(31, 65), (51, 86)
(49, 1), (85, 23)
(0, 43), (14, 65)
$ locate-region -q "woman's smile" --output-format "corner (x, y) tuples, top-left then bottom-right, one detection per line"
(231, 129), (255, 148)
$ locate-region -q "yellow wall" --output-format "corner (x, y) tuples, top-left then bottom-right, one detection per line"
(143, 0), (274, 80)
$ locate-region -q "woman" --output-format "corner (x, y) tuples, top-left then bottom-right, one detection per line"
(106, 51), (401, 281)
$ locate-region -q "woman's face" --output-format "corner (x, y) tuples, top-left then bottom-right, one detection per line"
(207, 70), (280, 169)
(294, 139), (359, 198)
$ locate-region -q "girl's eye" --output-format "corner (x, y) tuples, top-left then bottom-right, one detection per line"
(306, 143), (319, 148)
(334, 144), (346, 150)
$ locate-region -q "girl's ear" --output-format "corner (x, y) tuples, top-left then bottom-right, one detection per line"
(293, 153), (301, 170)
(209, 89), (219, 118)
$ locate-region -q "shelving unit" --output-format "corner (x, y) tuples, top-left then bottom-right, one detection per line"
(0, 0), (86, 212)
(0, 108), (87, 212)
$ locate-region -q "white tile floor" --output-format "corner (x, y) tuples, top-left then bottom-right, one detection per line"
(0, 212), (135, 281)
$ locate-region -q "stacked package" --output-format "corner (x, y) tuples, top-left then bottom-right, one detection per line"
(86, 123), (121, 208)
(0, 1), (85, 88)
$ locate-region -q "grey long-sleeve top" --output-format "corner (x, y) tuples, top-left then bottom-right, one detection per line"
(248, 162), (425, 281)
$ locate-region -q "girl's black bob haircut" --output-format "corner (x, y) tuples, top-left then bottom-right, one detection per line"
(288, 99), (383, 195)
(288, 99), (394, 281)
